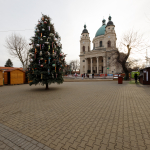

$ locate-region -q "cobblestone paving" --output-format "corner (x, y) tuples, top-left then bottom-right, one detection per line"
(0, 81), (150, 150)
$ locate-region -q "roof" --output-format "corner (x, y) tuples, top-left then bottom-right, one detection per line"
(0, 67), (23, 70)
(0, 67), (24, 72)
(5, 68), (25, 72)
(82, 24), (88, 34)
(140, 67), (150, 71)
(95, 24), (106, 37)
(106, 15), (115, 27)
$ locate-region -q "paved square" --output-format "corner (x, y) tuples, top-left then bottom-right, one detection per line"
(0, 81), (150, 150)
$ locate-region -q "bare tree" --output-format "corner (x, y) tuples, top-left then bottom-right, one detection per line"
(5, 33), (29, 69)
(112, 30), (149, 80)
(69, 59), (80, 73)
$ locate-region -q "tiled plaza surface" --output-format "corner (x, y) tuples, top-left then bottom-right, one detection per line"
(0, 81), (150, 150)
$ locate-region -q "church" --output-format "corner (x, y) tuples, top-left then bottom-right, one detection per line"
(79, 15), (122, 75)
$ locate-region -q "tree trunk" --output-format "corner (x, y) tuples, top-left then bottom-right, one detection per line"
(122, 63), (129, 80)
(46, 83), (48, 89)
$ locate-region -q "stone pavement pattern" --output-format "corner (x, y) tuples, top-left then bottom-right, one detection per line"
(0, 81), (150, 150)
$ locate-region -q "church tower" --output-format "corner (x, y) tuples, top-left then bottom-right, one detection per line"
(80, 25), (91, 74)
(105, 15), (117, 48)
(80, 25), (91, 55)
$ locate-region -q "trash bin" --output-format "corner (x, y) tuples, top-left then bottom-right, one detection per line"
(118, 76), (123, 84)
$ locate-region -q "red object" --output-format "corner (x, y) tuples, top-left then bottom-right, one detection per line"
(118, 76), (123, 84)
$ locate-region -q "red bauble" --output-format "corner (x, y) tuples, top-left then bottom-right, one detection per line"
(41, 65), (43, 67)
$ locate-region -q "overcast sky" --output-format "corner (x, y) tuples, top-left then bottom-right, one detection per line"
(0, 0), (150, 67)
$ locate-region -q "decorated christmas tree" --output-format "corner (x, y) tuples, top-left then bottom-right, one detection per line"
(26, 14), (66, 89)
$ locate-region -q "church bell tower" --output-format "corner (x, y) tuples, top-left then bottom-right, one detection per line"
(80, 25), (91, 55)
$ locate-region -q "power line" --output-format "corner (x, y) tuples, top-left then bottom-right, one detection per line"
(0, 29), (33, 32)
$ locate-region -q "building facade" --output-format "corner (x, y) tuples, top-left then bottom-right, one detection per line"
(79, 16), (122, 74)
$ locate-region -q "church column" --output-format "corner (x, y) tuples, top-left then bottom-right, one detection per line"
(103, 56), (106, 74)
(91, 58), (93, 74)
(97, 57), (99, 74)
(85, 58), (88, 73)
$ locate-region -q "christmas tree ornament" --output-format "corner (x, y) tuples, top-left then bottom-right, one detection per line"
(41, 74), (43, 79)
(52, 64), (55, 67)
(48, 26), (50, 31)
(37, 29), (39, 33)
(48, 57), (51, 64)
(48, 52), (50, 56)
(50, 33), (54, 36)
(34, 53), (36, 59)
(41, 33), (42, 37)
(36, 44), (40, 47)
(42, 16), (44, 21)
(30, 59), (33, 62)
(40, 51), (42, 56)
(40, 57), (43, 60)
(43, 36), (46, 38)
(35, 48), (37, 54)
(45, 42), (49, 44)
(42, 28), (45, 31)
(40, 38), (43, 41)
(41, 64), (43, 67)
(45, 60), (47, 64)
(44, 21), (47, 24)
(48, 45), (50, 51)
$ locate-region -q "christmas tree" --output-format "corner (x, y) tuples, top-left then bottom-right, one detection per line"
(26, 14), (66, 89)
(5, 59), (13, 67)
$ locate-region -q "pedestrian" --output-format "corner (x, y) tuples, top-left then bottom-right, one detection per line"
(134, 73), (137, 83)
(82, 74), (83, 80)
(75, 73), (77, 78)
(84, 73), (85, 78)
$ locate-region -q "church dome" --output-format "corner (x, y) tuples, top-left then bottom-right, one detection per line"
(106, 16), (114, 27)
(95, 19), (106, 37)
(82, 24), (88, 34)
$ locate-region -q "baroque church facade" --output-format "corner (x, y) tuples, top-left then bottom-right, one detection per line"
(79, 16), (122, 74)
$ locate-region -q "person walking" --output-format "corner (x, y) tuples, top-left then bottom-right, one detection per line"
(134, 73), (137, 83)
(82, 74), (83, 80)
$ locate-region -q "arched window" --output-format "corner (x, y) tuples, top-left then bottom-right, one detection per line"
(107, 41), (111, 47)
(83, 46), (85, 52)
(88, 46), (89, 52)
(100, 41), (102, 47)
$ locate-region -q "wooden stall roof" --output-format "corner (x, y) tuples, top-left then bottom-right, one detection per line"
(4, 68), (25, 72)
(140, 67), (150, 71)
(0, 67), (24, 71)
